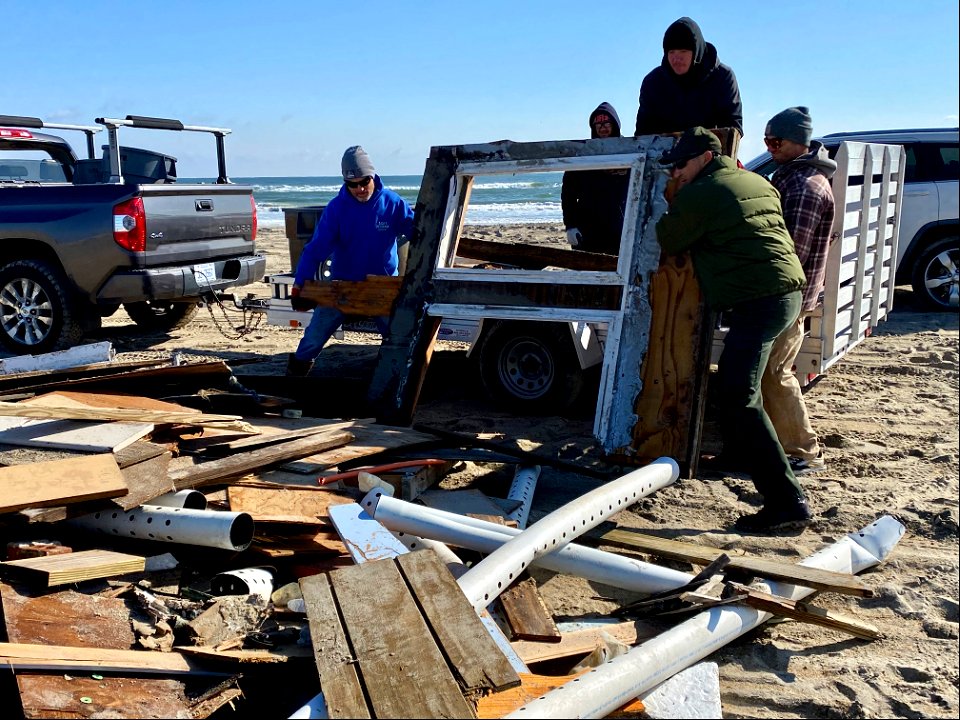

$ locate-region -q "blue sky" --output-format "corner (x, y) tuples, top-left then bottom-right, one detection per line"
(4, 0), (957, 177)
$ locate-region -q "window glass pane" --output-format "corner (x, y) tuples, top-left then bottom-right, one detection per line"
(935, 144), (959, 181)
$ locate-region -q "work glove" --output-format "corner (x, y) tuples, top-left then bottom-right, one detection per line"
(290, 286), (317, 312)
(566, 228), (583, 249)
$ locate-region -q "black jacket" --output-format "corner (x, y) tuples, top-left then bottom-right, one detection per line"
(634, 18), (743, 136)
(561, 102), (630, 255)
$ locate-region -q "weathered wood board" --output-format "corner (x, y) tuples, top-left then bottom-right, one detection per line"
(0, 453), (128, 513)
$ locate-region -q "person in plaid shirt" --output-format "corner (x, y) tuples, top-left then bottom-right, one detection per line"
(760, 107), (837, 475)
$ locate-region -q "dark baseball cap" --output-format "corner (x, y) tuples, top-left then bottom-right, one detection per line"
(659, 126), (722, 167)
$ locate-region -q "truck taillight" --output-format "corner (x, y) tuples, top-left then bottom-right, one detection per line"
(113, 197), (146, 252)
(0, 128), (33, 138)
(250, 196), (258, 243)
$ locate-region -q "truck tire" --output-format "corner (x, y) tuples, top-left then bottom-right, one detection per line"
(0, 259), (87, 355)
(478, 320), (585, 413)
(910, 236), (959, 311)
(124, 300), (200, 331)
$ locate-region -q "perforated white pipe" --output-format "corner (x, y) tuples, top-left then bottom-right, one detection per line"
(505, 515), (906, 718)
(506, 464), (540, 529)
(363, 491), (692, 594)
(148, 490), (207, 510)
(70, 505), (255, 551)
(454, 457), (679, 611)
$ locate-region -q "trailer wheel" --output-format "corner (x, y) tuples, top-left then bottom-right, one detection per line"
(910, 236), (959, 311)
(0, 259), (88, 355)
(124, 300), (200, 330)
(478, 320), (585, 413)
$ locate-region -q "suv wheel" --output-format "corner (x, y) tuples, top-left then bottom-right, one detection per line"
(124, 300), (200, 330)
(0, 259), (87, 354)
(478, 320), (585, 413)
(910, 236), (959, 311)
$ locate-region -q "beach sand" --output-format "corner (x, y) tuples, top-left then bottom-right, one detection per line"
(95, 224), (959, 718)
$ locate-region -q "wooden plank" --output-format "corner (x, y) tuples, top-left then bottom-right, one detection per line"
(176, 644), (314, 663)
(23, 390), (194, 413)
(475, 671), (645, 719)
(116, 449), (174, 510)
(329, 557), (476, 718)
(456, 236), (618, 272)
(730, 583), (881, 640)
(0, 453), (128, 513)
(168, 428), (355, 490)
(300, 275), (402, 316)
(191, 421), (357, 455)
(397, 549), (520, 693)
(498, 575), (562, 643)
(599, 529), (875, 597)
(0, 400), (253, 433)
(0, 642), (203, 674)
(510, 620), (658, 665)
(227, 485), (353, 523)
(1, 549), (145, 587)
(299, 572), (371, 719)
(0, 416), (154, 453)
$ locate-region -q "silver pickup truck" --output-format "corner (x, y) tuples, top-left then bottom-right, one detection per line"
(0, 114), (266, 354)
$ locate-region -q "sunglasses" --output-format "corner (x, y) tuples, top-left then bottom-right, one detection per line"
(671, 157), (694, 171)
(764, 137), (784, 151)
(346, 176), (372, 189)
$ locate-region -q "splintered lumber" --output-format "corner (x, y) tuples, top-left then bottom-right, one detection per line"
(600, 528), (875, 597)
(22, 390), (193, 413)
(0, 400), (255, 433)
(475, 672), (644, 719)
(168, 428), (355, 490)
(510, 620), (658, 665)
(327, 557), (477, 718)
(176, 645), (314, 664)
(396, 549), (521, 693)
(0, 453), (127, 513)
(498, 575), (562, 643)
(0, 642), (210, 675)
(729, 583), (882, 640)
(300, 275), (402, 315)
(299, 573), (370, 718)
(0, 549), (145, 587)
(226, 485), (354, 523)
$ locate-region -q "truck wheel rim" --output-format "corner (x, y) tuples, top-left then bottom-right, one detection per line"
(498, 338), (555, 400)
(924, 247), (960, 309)
(0, 276), (54, 346)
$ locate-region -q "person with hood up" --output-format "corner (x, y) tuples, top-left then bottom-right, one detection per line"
(286, 146), (414, 376)
(655, 127), (809, 534)
(634, 17), (743, 138)
(561, 102), (631, 255)
(760, 107), (837, 475)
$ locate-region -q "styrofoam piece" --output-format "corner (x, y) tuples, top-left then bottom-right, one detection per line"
(289, 692), (329, 719)
(0, 340), (115, 375)
(69, 505), (255, 551)
(505, 515), (906, 718)
(211, 567), (274, 602)
(148, 489), (207, 510)
(507, 464), (540, 529)
(640, 662), (722, 719)
(362, 466), (690, 599)
(144, 553), (179, 572)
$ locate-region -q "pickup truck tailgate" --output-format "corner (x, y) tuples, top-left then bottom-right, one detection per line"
(139, 184), (255, 264)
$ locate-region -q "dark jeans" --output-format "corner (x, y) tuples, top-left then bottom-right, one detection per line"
(716, 290), (804, 507)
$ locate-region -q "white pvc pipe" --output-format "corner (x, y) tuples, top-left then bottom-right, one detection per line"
(507, 464), (540, 529)
(70, 505), (255, 551)
(364, 491), (692, 595)
(505, 515), (906, 718)
(455, 457), (679, 610)
(148, 490), (207, 510)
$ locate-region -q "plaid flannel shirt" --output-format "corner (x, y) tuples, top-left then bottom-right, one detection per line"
(772, 163), (835, 311)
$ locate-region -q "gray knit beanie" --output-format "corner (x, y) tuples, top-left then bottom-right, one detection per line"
(341, 145), (376, 181)
(765, 107), (813, 146)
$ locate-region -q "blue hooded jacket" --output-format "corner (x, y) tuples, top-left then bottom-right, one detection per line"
(293, 175), (415, 285)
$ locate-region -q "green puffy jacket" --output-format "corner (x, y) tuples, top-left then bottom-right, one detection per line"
(655, 155), (805, 310)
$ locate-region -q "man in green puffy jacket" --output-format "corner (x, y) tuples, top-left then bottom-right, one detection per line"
(655, 126), (810, 533)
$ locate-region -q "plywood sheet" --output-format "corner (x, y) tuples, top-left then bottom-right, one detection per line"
(0, 453), (128, 513)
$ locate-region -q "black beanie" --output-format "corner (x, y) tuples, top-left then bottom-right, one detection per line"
(765, 107), (814, 146)
(663, 17), (701, 53)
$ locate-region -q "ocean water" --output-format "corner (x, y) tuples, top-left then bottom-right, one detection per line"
(229, 173), (565, 229)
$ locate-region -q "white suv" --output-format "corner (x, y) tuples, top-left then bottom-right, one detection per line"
(746, 128), (959, 311)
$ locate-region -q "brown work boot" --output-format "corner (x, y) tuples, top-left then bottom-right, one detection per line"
(285, 353), (314, 377)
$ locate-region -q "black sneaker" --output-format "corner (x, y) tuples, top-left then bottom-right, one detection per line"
(789, 453), (826, 475)
(734, 501), (812, 534)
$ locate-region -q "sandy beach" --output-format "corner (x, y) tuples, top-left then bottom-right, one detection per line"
(82, 224), (960, 718)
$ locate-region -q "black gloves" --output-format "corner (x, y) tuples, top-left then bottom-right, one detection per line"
(290, 286), (317, 312)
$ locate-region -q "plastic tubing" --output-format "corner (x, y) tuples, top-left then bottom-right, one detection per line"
(506, 464), (540, 529)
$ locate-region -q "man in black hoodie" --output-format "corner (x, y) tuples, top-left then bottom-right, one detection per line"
(561, 102), (631, 255)
(634, 17), (743, 138)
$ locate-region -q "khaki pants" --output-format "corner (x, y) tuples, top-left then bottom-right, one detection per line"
(761, 310), (822, 461)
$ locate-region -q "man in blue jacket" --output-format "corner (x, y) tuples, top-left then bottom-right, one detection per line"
(286, 146), (414, 376)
